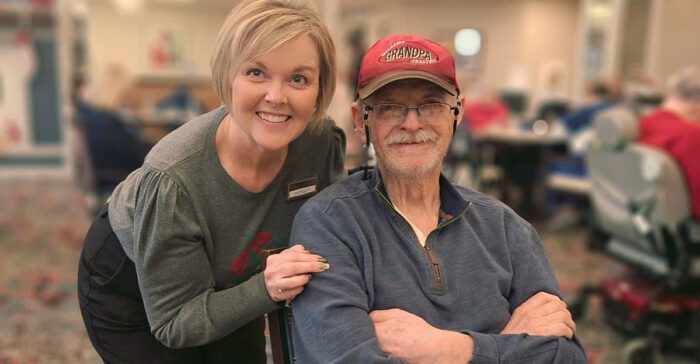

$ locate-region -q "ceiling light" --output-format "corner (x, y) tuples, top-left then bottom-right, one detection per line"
(454, 28), (481, 56)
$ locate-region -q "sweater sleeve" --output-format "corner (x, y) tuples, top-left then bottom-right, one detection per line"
(465, 212), (587, 363)
(132, 167), (278, 348)
(289, 201), (402, 363)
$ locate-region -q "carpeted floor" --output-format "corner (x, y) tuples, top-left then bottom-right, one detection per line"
(0, 178), (694, 363)
(0, 179), (100, 363)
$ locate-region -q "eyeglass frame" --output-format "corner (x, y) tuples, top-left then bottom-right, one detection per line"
(360, 101), (459, 126)
(356, 98), (461, 180)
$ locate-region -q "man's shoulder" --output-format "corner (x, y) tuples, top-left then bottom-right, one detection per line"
(450, 182), (529, 225)
(452, 183), (506, 209)
(300, 172), (371, 214)
(304, 172), (370, 207)
(640, 109), (675, 125)
(641, 109), (700, 138)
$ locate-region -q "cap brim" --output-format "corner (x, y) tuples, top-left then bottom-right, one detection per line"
(357, 70), (457, 99)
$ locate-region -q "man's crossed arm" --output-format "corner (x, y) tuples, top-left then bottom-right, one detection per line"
(370, 292), (579, 364)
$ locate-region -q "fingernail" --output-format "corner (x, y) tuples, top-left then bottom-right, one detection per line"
(317, 257), (328, 263)
(307, 274), (313, 281)
(320, 263), (329, 270)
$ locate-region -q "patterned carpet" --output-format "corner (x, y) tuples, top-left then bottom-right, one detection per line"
(0, 179), (100, 363)
(0, 178), (694, 363)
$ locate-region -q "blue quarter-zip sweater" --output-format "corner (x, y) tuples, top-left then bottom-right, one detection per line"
(290, 170), (586, 363)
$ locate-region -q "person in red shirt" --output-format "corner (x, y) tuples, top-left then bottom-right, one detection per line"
(462, 88), (510, 135)
(638, 66), (700, 218)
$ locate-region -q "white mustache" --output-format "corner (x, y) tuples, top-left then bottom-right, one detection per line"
(385, 130), (438, 145)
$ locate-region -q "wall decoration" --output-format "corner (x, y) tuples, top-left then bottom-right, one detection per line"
(144, 24), (190, 74)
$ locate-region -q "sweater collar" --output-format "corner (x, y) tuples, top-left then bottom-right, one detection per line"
(367, 168), (472, 223)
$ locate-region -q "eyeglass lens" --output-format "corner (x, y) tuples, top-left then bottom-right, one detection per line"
(373, 103), (451, 124)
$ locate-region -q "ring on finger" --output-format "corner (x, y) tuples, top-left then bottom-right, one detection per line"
(277, 279), (284, 293)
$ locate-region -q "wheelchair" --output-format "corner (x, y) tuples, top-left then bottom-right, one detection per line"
(569, 106), (700, 364)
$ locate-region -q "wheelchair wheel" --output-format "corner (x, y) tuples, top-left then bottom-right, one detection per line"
(621, 338), (662, 364)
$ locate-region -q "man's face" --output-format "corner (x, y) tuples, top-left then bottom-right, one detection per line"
(352, 79), (463, 178)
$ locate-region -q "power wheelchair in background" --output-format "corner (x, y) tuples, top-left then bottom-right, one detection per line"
(570, 106), (700, 364)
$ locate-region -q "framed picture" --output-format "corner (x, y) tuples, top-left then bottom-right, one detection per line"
(143, 24), (191, 74)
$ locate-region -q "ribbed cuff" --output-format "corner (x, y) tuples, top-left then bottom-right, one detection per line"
(464, 331), (499, 364)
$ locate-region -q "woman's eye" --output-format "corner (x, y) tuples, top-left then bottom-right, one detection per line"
(291, 75), (308, 84)
(246, 69), (264, 77)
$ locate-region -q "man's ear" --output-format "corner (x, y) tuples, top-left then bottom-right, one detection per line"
(350, 101), (367, 145)
(455, 94), (467, 129)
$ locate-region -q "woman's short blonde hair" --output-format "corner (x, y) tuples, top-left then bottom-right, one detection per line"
(210, 0), (336, 133)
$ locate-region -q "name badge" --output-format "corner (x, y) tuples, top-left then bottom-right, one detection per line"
(287, 176), (318, 201)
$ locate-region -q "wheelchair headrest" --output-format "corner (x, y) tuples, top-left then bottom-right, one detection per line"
(593, 107), (638, 149)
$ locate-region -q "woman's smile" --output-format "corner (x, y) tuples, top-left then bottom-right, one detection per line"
(257, 111), (291, 123)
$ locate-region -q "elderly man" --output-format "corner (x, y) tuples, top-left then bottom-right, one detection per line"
(288, 34), (586, 363)
(639, 65), (700, 219)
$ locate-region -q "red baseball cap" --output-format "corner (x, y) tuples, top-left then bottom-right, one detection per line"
(356, 34), (459, 99)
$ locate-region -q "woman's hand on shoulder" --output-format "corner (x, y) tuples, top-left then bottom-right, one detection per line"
(263, 244), (329, 302)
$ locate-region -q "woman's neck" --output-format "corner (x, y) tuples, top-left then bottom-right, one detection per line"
(216, 114), (288, 192)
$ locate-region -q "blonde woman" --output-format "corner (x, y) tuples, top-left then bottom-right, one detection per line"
(77, 0), (344, 362)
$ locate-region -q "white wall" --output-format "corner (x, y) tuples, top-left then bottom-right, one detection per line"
(650, 0), (700, 89)
(86, 2), (227, 81)
(85, 0), (583, 120)
(339, 0), (580, 113)
(521, 0), (579, 102)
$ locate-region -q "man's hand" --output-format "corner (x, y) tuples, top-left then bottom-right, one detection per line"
(369, 308), (472, 364)
(500, 292), (576, 339)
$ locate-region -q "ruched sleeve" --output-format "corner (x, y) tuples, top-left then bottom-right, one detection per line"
(132, 167), (278, 348)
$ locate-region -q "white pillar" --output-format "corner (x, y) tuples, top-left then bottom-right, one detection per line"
(644, 0), (662, 80)
(573, 0), (627, 103)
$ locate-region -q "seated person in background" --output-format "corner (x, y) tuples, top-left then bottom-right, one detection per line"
(155, 86), (204, 121)
(562, 75), (621, 134)
(545, 75), (622, 209)
(289, 34), (586, 363)
(73, 65), (149, 196)
(639, 65), (700, 219)
(462, 85), (510, 135)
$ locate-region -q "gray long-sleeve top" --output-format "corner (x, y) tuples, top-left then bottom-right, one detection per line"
(108, 106), (346, 348)
(290, 170), (587, 363)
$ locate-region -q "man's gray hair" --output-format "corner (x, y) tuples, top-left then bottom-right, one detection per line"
(668, 65), (700, 101)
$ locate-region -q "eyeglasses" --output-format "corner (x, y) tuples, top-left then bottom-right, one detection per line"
(363, 102), (458, 126)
